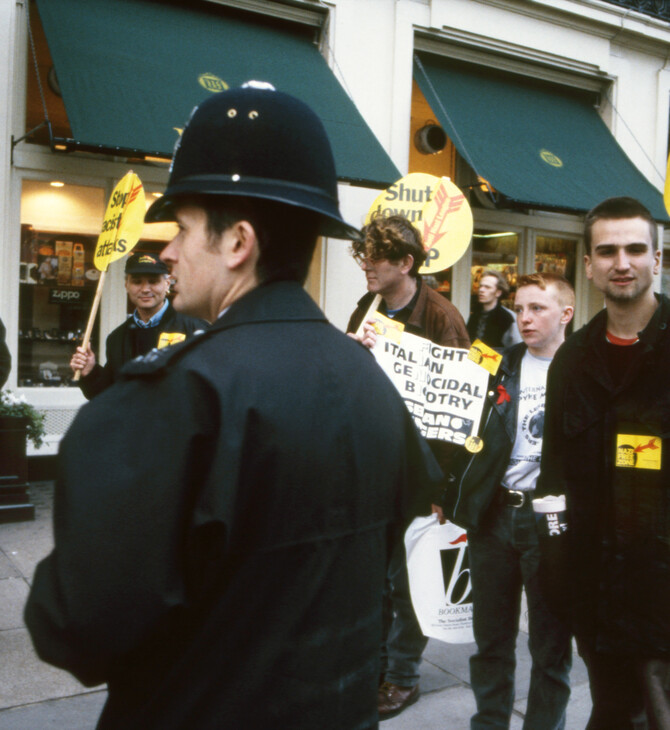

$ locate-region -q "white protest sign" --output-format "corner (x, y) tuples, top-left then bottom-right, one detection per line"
(372, 329), (489, 445)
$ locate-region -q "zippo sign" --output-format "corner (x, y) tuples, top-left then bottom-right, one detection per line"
(49, 288), (91, 305)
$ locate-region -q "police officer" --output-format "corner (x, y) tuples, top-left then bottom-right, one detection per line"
(26, 83), (440, 730)
(70, 252), (204, 398)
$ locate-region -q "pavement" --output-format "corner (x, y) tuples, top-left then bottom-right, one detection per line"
(0, 482), (593, 729)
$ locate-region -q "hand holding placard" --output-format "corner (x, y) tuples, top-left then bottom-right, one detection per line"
(72, 172), (146, 382)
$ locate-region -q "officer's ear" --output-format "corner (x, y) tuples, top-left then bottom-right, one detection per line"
(226, 220), (259, 271)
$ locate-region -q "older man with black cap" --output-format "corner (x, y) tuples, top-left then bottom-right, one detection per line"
(69, 251), (204, 399)
(25, 82), (440, 730)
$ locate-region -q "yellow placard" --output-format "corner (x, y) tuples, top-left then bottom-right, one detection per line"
(615, 434), (662, 470)
(419, 177), (473, 275)
(157, 332), (186, 349)
(370, 312), (405, 344)
(365, 173), (472, 274)
(467, 339), (502, 376)
(94, 172), (146, 272)
(365, 173), (437, 227)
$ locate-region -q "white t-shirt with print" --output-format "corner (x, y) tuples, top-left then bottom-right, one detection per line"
(502, 350), (551, 492)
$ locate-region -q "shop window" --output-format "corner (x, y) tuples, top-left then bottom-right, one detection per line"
(19, 181), (105, 387)
(535, 236), (577, 289)
(19, 227), (103, 387)
(470, 230), (519, 311)
(429, 268), (453, 301)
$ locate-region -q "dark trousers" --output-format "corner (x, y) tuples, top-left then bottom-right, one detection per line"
(578, 643), (670, 730)
(468, 499), (572, 729)
(380, 539), (428, 688)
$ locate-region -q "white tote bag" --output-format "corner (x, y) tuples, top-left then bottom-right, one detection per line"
(404, 514), (474, 644)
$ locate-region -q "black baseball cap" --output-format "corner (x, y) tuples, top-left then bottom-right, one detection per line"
(124, 252), (169, 276)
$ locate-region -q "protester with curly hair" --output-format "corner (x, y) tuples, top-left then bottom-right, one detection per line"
(348, 214), (469, 719)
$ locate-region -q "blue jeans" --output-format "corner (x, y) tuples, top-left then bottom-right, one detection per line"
(380, 539), (428, 687)
(468, 497), (572, 729)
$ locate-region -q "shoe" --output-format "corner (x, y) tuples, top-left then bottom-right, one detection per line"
(377, 681), (420, 719)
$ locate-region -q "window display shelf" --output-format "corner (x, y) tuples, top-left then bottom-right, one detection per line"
(18, 226), (100, 388)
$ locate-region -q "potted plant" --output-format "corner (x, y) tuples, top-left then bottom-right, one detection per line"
(0, 390), (46, 448)
(0, 390), (45, 522)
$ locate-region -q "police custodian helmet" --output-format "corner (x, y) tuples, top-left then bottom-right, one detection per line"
(145, 82), (360, 240)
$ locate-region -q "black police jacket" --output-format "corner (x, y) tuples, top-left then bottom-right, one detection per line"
(78, 302), (204, 399)
(25, 281), (441, 730)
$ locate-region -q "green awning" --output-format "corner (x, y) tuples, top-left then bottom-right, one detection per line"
(34, 0), (400, 188)
(414, 55), (668, 220)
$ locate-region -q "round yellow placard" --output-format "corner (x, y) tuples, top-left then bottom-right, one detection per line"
(94, 172), (146, 272)
(419, 177), (473, 274)
(365, 173), (472, 274)
(365, 172), (437, 228)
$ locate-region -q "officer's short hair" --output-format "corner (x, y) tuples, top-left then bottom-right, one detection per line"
(179, 195), (320, 285)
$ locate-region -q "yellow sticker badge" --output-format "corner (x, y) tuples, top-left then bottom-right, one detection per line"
(615, 435), (662, 470)
(94, 172), (146, 272)
(465, 436), (484, 453)
(467, 339), (502, 376)
(371, 313), (405, 344)
(157, 332), (186, 349)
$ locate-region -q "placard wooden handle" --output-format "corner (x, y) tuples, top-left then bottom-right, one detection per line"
(72, 270), (106, 382)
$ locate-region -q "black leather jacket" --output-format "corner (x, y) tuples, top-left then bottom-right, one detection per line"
(444, 343), (526, 531)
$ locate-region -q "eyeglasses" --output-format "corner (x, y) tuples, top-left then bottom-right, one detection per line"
(353, 253), (384, 268)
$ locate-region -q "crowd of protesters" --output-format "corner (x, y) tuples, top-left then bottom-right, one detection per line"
(16, 80), (668, 730)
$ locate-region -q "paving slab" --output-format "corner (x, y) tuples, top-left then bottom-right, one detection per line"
(0, 552), (21, 580)
(0, 483), (54, 584)
(0, 690), (106, 729)
(0, 578), (29, 631)
(0, 629), (102, 711)
(382, 683), (524, 729)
